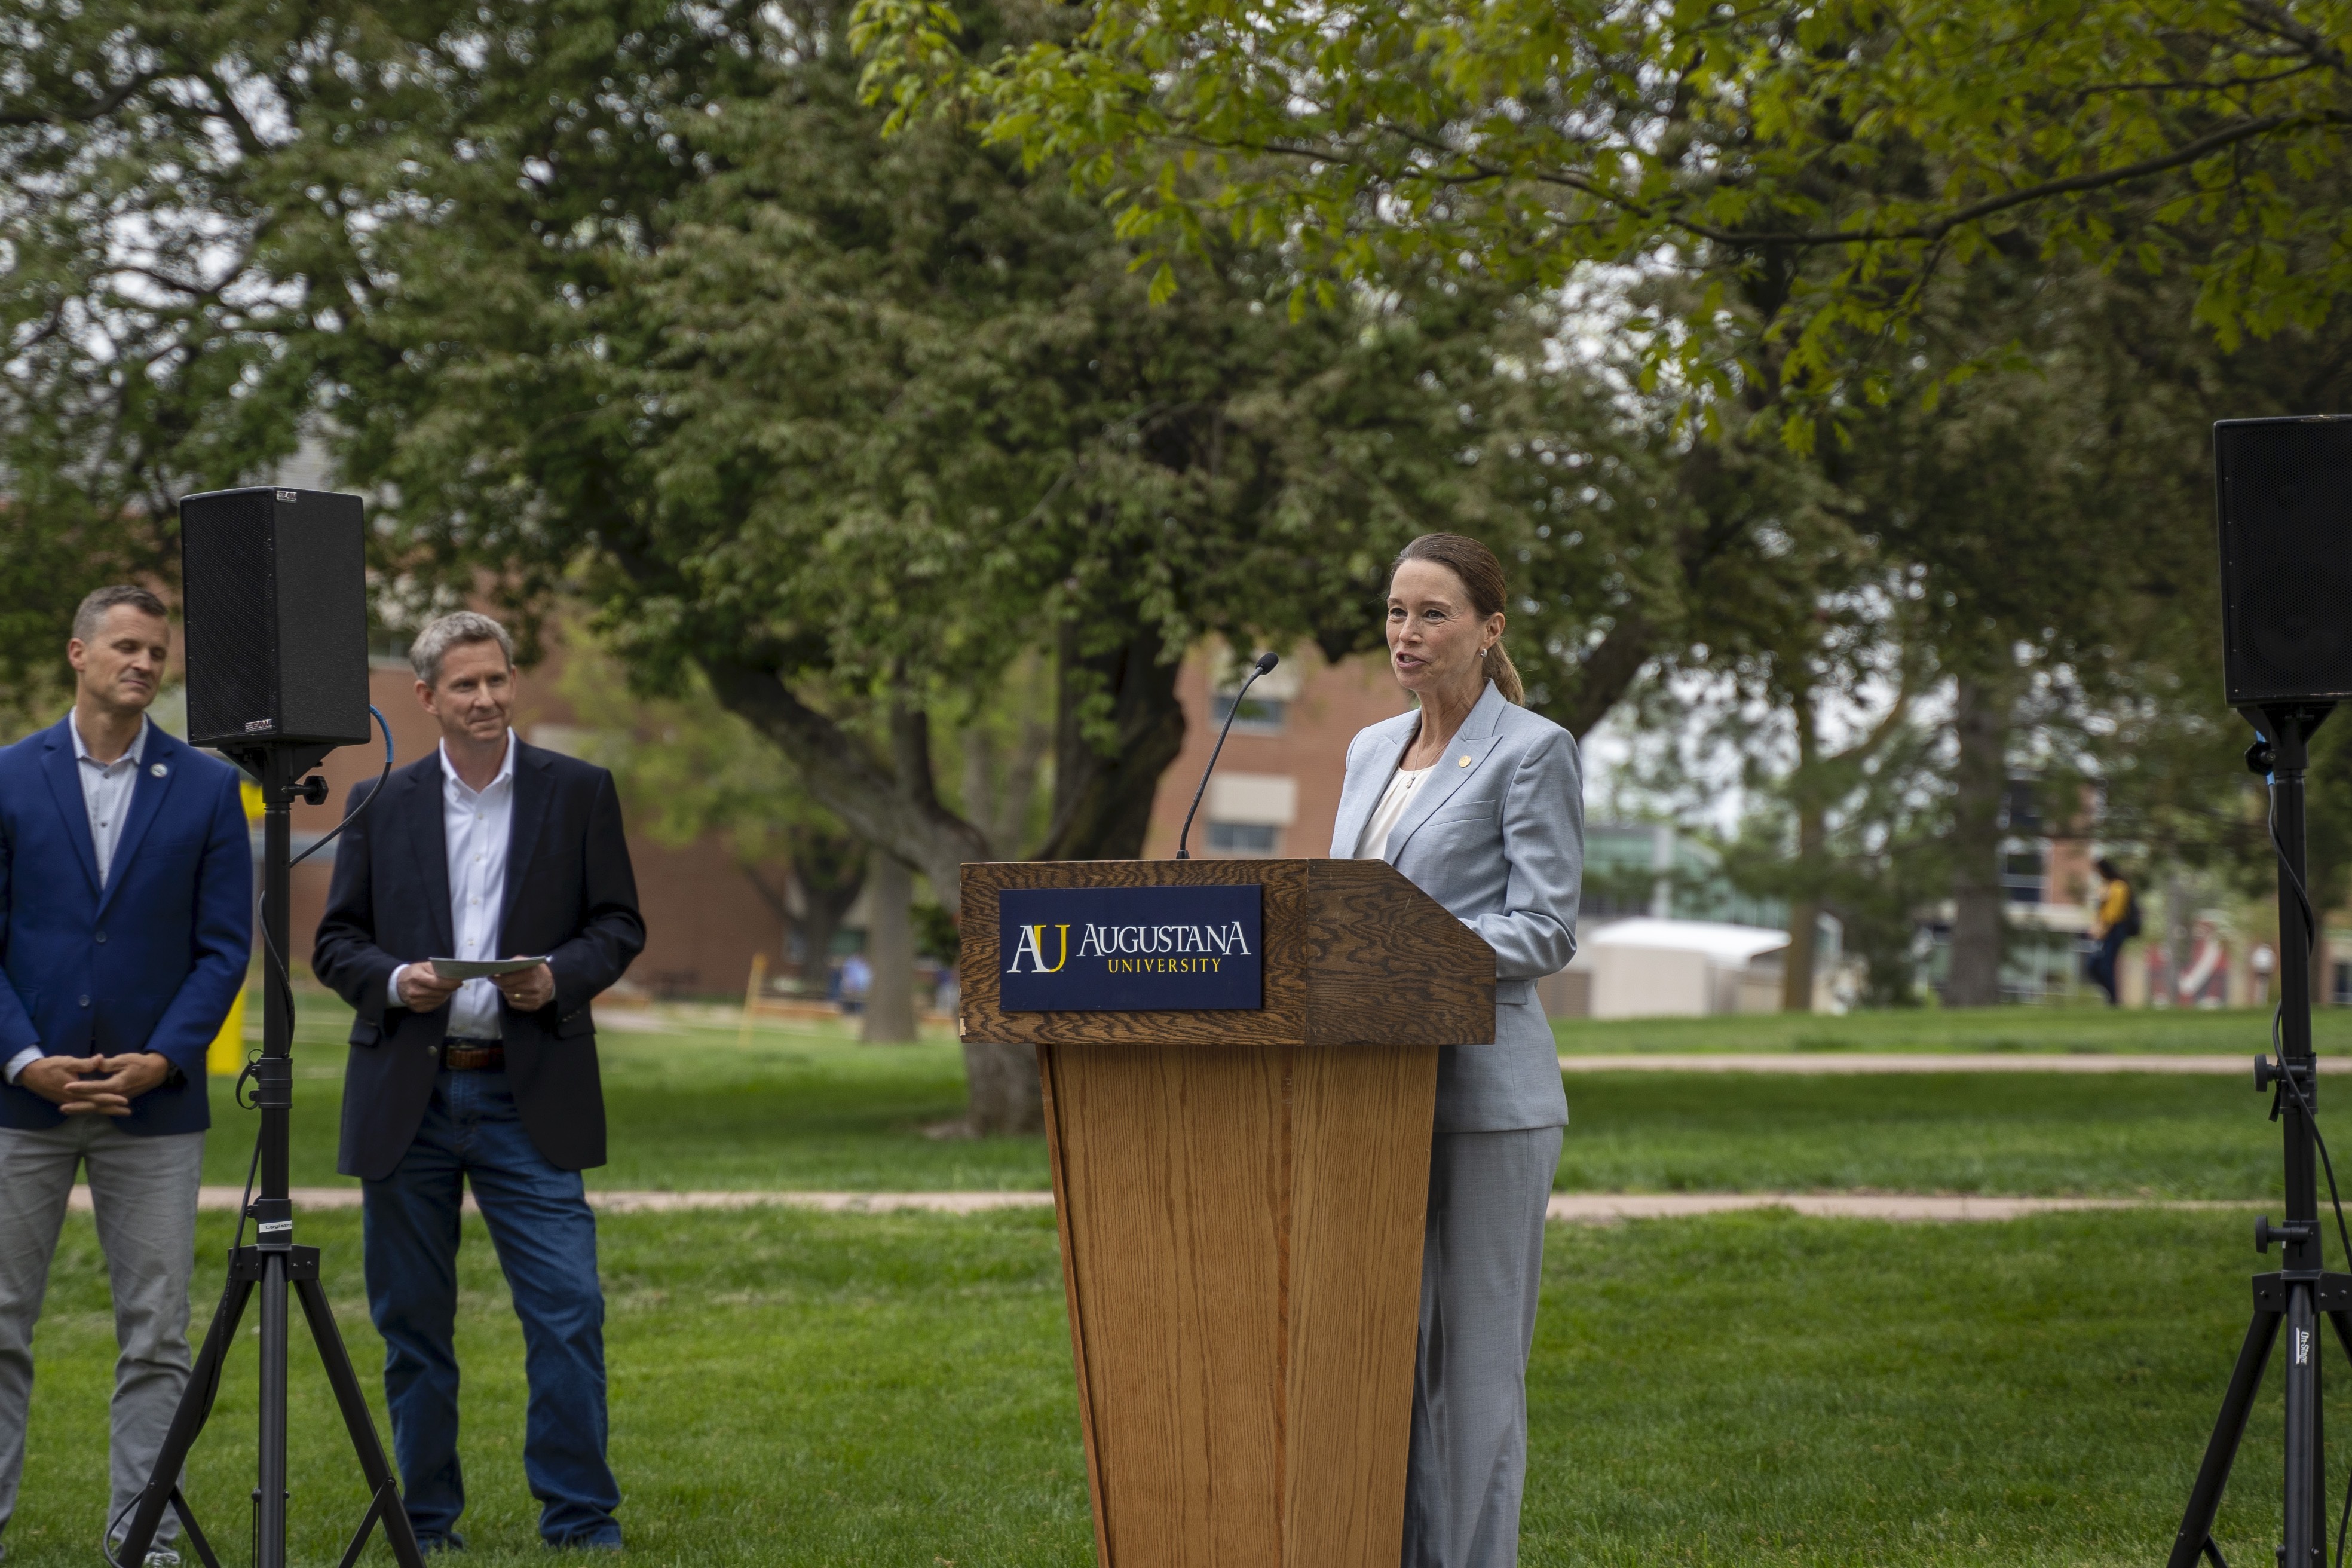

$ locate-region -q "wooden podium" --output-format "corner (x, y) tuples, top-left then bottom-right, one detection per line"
(959, 859), (1494, 1567)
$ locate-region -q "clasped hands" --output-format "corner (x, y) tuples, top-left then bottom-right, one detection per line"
(398, 960), (556, 1014)
(19, 1052), (170, 1115)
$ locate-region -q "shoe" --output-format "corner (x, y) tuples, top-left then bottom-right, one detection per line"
(105, 1536), (179, 1568)
(415, 1535), (467, 1556)
(544, 1534), (622, 1552)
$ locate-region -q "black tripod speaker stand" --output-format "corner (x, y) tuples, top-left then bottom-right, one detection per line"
(108, 743), (424, 1568)
(2169, 703), (2351, 1568)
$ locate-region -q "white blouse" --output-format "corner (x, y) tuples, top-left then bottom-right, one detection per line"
(1354, 764), (1436, 860)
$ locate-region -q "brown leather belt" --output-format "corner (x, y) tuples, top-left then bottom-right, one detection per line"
(441, 1040), (505, 1072)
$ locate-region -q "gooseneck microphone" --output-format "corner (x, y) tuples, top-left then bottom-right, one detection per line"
(1175, 650), (1279, 860)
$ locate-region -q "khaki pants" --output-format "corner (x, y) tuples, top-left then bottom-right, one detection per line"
(0, 1119), (204, 1545)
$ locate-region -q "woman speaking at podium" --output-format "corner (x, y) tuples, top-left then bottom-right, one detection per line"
(1330, 532), (1581, 1568)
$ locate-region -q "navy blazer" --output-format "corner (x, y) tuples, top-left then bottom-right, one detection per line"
(0, 716), (253, 1136)
(311, 740), (644, 1180)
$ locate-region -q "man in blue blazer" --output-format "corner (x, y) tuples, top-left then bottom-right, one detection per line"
(0, 585), (252, 1567)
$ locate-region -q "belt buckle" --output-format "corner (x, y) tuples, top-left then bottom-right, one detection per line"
(440, 1039), (498, 1071)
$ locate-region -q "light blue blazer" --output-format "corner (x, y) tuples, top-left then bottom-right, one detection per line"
(1330, 681), (1579, 1132)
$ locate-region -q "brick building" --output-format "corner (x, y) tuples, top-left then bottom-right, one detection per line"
(1140, 646), (1410, 860)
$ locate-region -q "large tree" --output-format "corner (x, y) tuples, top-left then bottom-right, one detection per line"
(4, 0), (1664, 1117)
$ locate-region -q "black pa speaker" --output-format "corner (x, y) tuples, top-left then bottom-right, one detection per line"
(179, 486), (371, 749)
(2216, 416), (2352, 707)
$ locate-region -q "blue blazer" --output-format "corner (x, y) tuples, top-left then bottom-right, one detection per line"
(0, 716), (253, 1135)
(1331, 681), (1580, 1132)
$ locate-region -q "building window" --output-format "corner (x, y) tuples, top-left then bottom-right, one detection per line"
(1212, 692), (1287, 734)
(1206, 820), (1280, 855)
(2001, 842), (2044, 905)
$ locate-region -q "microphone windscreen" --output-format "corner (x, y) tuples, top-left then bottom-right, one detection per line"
(1254, 651), (1279, 674)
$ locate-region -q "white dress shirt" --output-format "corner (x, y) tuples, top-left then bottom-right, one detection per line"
(1354, 762), (1434, 860)
(389, 734), (517, 1041)
(5, 715), (154, 1085)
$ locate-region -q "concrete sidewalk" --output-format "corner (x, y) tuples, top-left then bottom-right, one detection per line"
(118, 1186), (2255, 1224)
(1557, 1052), (2281, 1074)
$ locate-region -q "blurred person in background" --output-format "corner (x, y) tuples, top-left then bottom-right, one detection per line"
(838, 950), (871, 1017)
(312, 611), (643, 1552)
(2086, 859), (2141, 1007)
(0, 586), (251, 1567)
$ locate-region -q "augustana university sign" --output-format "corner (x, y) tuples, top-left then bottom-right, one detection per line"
(998, 885), (1265, 1012)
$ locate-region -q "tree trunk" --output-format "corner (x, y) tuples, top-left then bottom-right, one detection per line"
(1782, 688), (1823, 1013)
(1944, 674), (2008, 1007)
(786, 825), (866, 997)
(705, 657), (991, 898)
(1782, 831), (1822, 1013)
(861, 854), (918, 1043)
(1039, 618), (1188, 860)
(961, 1033), (1043, 1139)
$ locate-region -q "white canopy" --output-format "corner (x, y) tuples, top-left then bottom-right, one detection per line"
(1584, 917), (1790, 966)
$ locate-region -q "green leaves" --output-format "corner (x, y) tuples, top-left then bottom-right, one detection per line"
(852, 0), (2352, 431)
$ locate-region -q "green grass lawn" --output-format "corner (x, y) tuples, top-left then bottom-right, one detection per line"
(1555, 1073), (2292, 1198)
(1554, 1002), (2343, 1055)
(0, 1204), (2317, 1567)
(209, 991), (2305, 1199)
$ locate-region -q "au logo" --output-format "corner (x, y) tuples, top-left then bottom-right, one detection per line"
(997, 884), (1264, 1013)
(1005, 923), (1070, 975)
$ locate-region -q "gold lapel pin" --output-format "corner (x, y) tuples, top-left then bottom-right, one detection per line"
(1457, 755), (1472, 767)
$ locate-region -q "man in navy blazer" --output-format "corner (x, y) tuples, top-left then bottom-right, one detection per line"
(312, 611), (642, 1553)
(0, 585), (252, 1567)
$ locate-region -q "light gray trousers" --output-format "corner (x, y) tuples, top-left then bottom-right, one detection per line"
(0, 1119), (204, 1545)
(1402, 1123), (1563, 1568)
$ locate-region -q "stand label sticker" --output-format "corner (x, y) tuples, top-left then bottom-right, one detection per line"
(998, 884), (1263, 1012)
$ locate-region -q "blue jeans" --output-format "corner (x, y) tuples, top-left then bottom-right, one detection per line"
(362, 1070), (620, 1546)
(2087, 931), (2127, 1005)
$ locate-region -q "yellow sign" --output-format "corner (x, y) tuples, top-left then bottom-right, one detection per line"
(207, 987), (249, 1076)
(210, 777), (265, 1074)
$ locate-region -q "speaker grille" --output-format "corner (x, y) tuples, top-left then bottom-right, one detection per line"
(2217, 418), (2352, 706)
(179, 486), (370, 749)
(273, 492), (369, 741)
(180, 489), (278, 746)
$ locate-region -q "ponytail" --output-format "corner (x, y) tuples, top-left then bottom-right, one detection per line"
(1483, 639), (1526, 705)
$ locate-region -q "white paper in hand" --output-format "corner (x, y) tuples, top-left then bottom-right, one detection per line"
(429, 956), (551, 981)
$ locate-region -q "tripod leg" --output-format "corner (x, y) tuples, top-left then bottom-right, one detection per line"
(2319, 1327), (2332, 1563)
(112, 1274), (255, 1568)
(2171, 1310), (2283, 1568)
(168, 1489), (225, 1568)
(295, 1276), (428, 1568)
(256, 1252), (289, 1568)
(2290, 1282), (2320, 1568)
